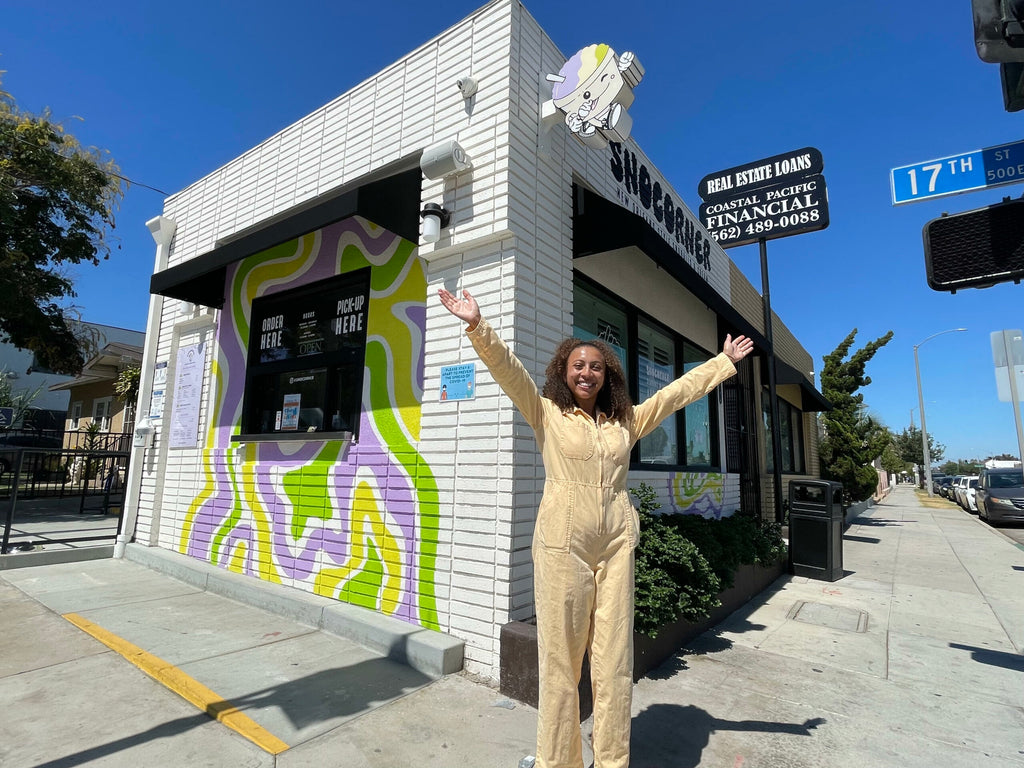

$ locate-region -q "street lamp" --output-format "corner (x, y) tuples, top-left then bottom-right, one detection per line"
(914, 328), (967, 496)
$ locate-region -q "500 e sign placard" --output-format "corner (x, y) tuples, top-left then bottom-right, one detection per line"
(699, 174), (829, 248)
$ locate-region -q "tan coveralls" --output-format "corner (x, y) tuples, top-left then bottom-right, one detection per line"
(467, 317), (737, 768)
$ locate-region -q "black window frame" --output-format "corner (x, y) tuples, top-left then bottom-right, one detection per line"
(235, 268), (371, 442)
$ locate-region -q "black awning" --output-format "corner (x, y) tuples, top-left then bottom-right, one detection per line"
(775, 357), (831, 412)
(572, 185), (829, 411)
(572, 185), (768, 349)
(150, 167), (422, 308)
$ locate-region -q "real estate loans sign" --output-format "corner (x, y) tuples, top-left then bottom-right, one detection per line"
(698, 147), (829, 248)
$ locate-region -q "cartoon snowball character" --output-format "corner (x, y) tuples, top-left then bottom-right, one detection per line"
(545, 44), (644, 149)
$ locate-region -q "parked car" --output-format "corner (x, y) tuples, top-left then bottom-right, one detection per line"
(944, 475), (963, 500)
(954, 475), (977, 509)
(976, 467), (1024, 525)
(960, 477), (979, 513)
(931, 473), (948, 494)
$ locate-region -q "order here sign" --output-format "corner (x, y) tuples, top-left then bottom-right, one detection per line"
(698, 148), (829, 248)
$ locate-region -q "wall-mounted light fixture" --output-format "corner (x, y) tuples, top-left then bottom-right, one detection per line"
(420, 203), (451, 244)
(457, 76), (478, 99)
(420, 139), (471, 179)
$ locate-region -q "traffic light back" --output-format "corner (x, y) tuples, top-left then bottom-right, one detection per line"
(924, 197), (1024, 292)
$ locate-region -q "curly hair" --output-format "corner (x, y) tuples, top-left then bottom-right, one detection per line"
(542, 338), (634, 422)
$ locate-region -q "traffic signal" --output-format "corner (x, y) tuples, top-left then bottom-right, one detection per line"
(923, 197), (1024, 292)
(974, 0), (1024, 62)
(1002, 60), (1024, 110)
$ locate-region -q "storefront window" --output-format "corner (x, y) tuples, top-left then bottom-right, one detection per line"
(762, 389), (805, 473)
(572, 275), (720, 469)
(683, 343), (713, 466)
(638, 321), (676, 464)
(572, 281), (629, 376)
(242, 269), (370, 437)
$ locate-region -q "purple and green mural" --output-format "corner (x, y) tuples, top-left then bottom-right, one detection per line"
(178, 216), (440, 630)
(660, 471), (731, 519)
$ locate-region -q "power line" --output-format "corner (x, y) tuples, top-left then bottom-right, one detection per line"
(1, 126), (170, 196)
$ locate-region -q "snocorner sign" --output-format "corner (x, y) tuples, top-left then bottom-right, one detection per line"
(698, 147), (829, 248)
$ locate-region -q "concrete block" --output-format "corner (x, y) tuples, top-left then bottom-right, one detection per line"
(122, 547), (465, 679)
(407, 628), (465, 677)
(321, 602), (417, 657)
(123, 544), (209, 590)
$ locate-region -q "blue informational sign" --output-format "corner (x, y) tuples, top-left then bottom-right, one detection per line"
(0, 407), (13, 428)
(891, 139), (1024, 205)
(439, 363), (475, 402)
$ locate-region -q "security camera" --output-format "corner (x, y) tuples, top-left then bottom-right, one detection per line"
(456, 76), (478, 99)
(420, 139), (472, 180)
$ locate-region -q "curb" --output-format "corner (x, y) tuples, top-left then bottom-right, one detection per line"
(123, 543), (464, 678)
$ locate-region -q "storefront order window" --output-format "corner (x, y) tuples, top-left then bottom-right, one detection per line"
(240, 269), (370, 439)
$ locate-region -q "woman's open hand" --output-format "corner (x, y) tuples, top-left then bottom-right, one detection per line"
(723, 334), (754, 363)
(438, 288), (481, 329)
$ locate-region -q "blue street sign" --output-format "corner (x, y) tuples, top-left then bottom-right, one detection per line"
(890, 139), (1024, 205)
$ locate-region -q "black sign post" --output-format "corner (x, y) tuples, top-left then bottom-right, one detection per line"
(699, 148), (828, 528)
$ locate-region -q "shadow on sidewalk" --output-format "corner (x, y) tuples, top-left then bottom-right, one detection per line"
(843, 534), (881, 544)
(948, 643), (1024, 673)
(31, 714), (213, 768)
(629, 703), (825, 768)
(28, 657), (431, 767)
(849, 517), (904, 527)
(643, 614), (770, 683)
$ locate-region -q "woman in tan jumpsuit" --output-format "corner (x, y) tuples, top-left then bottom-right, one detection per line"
(439, 288), (754, 768)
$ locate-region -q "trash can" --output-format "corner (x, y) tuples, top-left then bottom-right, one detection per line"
(788, 480), (844, 581)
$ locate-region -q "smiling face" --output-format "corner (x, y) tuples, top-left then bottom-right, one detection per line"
(552, 51), (621, 120)
(565, 344), (606, 414)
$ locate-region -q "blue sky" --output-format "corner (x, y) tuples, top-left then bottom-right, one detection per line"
(2, 0), (1022, 463)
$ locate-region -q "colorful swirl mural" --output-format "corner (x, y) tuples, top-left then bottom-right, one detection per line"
(661, 472), (729, 519)
(179, 216), (440, 630)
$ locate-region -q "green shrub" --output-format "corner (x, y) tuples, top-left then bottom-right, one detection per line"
(631, 482), (786, 637)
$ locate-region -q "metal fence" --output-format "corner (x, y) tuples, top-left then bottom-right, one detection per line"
(1, 428), (132, 453)
(1, 447), (131, 554)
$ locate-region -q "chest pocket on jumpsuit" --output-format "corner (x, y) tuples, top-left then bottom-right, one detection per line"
(535, 421), (594, 552)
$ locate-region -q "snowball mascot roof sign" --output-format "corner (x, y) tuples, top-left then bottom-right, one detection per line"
(543, 43), (644, 150)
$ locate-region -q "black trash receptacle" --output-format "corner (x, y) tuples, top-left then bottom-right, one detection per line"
(788, 480), (844, 581)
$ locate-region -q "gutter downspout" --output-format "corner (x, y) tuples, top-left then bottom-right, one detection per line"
(114, 214), (176, 558)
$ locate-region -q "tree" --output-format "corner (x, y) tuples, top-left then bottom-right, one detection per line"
(0, 367), (44, 426)
(895, 426), (945, 485)
(819, 328), (894, 503)
(113, 364), (141, 427)
(988, 453), (1019, 461)
(879, 442), (905, 477)
(0, 73), (125, 375)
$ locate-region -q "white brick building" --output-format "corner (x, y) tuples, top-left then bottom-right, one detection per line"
(125, 0), (827, 682)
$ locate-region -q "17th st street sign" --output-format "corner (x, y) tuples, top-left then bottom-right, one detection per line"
(890, 138), (1024, 205)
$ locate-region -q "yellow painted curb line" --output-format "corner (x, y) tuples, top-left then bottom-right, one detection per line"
(63, 613), (289, 755)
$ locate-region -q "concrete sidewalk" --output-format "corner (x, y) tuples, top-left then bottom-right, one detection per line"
(1, 483), (1023, 767)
